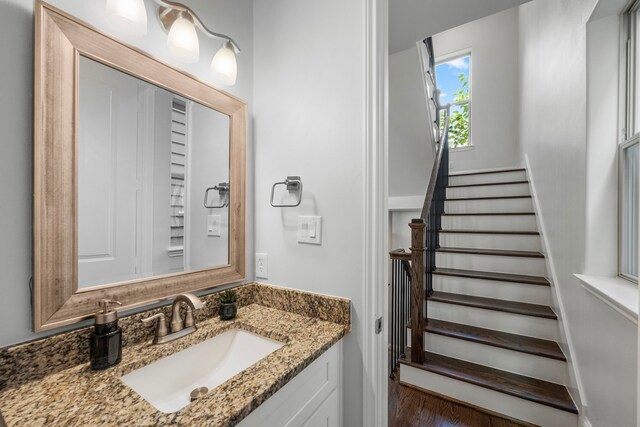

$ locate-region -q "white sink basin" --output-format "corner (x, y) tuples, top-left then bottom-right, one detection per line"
(120, 329), (284, 413)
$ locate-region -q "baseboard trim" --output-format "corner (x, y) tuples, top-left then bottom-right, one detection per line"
(524, 154), (586, 411)
(398, 380), (539, 427)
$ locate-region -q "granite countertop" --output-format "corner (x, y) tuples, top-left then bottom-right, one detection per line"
(0, 283), (350, 426)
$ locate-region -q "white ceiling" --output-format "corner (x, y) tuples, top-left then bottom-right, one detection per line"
(390, 0), (532, 54)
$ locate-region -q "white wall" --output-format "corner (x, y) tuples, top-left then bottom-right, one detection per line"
(584, 15), (620, 277)
(252, 0), (366, 425)
(390, 209), (419, 250)
(389, 46), (434, 198)
(518, 1), (637, 425)
(433, 7), (521, 172)
(0, 0), (254, 347)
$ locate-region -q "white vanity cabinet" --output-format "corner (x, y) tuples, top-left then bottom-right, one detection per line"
(237, 340), (343, 427)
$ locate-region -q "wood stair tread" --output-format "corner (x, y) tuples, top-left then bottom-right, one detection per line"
(429, 291), (557, 319)
(448, 180), (529, 188)
(450, 168), (526, 177)
(442, 212), (535, 216)
(424, 319), (566, 361)
(400, 350), (577, 414)
(447, 195), (532, 201)
(433, 268), (550, 286)
(439, 229), (539, 235)
(436, 247), (544, 258)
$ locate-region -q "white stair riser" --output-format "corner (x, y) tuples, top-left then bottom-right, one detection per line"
(445, 198), (533, 213)
(442, 215), (537, 232)
(439, 232), (542, 251)
(420, 333), (567, 385)
(427, 300), (558, 340)
(447, 183), (530, 199)
(436, 252), (546, 276)
(449, 170), (527, 186)
(433, 275), (550, 305)
(400, 366), (578, 427)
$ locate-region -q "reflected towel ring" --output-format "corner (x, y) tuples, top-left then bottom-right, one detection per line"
(270, 176), (303, 207)
(204, 183), (229, 208)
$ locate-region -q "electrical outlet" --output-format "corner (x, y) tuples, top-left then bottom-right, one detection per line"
(256, 253), (268, 279)
(449, 161), (454, 170)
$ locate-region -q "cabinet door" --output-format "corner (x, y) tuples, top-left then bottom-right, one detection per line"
(301, 389), (339, 427)
(237, 340), (342, 427)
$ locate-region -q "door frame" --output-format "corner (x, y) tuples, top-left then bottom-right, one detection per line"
(363, 0), (389, 425)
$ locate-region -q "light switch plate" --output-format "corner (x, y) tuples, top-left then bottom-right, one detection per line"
(297, 216), (322, 245)
(207, 215), (221, 237)
(256, 253), (268, 279)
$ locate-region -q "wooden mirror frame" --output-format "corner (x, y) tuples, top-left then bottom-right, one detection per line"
(33, 1), (246, 332)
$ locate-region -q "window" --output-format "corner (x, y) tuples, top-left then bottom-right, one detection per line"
(436, 54), (471, 148)
(622, 4), (640, 280)
(170, 97), (187, 255)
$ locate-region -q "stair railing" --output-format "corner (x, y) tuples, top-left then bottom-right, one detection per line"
(409, 109), (450, 364)
(389, 249), (412, 377)
(388, 37), (451, 371)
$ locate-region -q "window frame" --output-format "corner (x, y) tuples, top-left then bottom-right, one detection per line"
(435, 50), (473, 149)
(619, 1), (640, 282)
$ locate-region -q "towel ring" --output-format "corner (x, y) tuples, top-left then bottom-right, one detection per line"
(204, 183), (229, 208)
(270, 176), (303, 207)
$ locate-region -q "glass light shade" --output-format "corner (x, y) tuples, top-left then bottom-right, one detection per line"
(167, 16), (200, 63)
(105, 0), (148, 37)
(210, 42), (238, 86)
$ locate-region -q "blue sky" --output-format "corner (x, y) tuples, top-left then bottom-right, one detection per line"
(435, 56), (470, 105)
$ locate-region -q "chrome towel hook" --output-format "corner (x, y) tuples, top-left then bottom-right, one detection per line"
(270, 176), (303, 207)
(204, 182), (229, 208)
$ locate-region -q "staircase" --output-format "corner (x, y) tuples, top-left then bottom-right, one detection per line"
(397, 167), (579, 427)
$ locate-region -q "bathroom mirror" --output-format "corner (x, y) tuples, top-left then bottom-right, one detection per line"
(33, 1), (246, 332)
(78, 56), (230, 289)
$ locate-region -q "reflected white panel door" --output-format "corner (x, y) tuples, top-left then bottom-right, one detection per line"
(78, 58), (142, 288)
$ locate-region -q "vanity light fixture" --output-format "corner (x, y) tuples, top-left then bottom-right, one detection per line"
(157, 0), (240, 85)
(105, 0), (241, 85)
(166, 11), (199, 63)
(210, 41), (238, 86)
(105, 0), (148, 37)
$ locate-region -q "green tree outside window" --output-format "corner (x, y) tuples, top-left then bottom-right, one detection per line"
(440, 73), (470, 148)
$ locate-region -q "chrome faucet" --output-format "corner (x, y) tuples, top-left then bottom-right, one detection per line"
(142, 293), (205, 345)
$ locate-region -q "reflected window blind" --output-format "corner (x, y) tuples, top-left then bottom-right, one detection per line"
(622, 142), (639, 278)
(170, 98), (187, 249)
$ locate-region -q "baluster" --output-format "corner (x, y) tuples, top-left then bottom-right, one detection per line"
(400, 263), (406, 359)
(389, 261), (392, 376)
(392, 260), (397, 375)
(403, 263), (408, 359)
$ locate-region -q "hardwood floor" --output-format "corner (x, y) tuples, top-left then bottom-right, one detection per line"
(388, 376), (533, 427)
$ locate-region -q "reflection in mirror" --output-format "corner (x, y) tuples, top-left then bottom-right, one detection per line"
(78, 56), (230, 289)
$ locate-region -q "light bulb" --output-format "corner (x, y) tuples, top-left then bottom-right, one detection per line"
(167, 14), (199, 63)
(210, 41), (237, 86)
(105, 0), (148, 37)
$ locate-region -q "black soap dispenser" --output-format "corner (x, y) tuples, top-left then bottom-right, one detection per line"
(90, 299), (123, 370)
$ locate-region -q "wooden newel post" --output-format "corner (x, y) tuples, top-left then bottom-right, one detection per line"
(409, 218), (426, 364)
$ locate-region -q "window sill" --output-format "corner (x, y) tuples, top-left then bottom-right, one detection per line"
(450, 145), (474, 152)
(574, 273), (638, 324)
